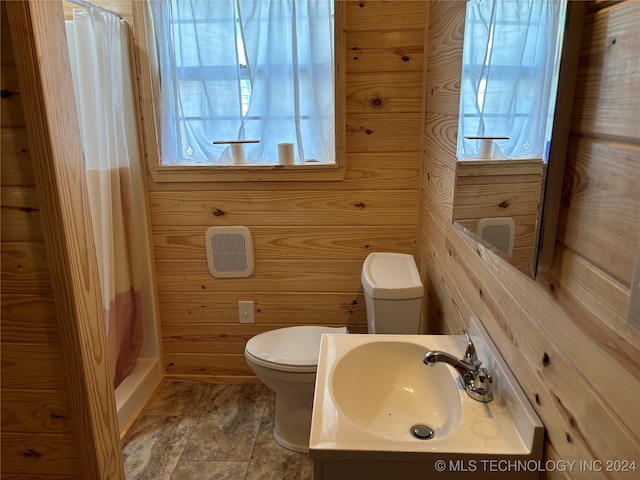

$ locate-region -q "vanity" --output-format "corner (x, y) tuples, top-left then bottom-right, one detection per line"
(309, 317), (544, 480)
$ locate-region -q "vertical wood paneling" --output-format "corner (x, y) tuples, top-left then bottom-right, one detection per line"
(421, 2), (640, 479)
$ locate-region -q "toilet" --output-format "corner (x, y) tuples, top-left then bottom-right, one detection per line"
(361, 252), (423, 333)
(244, 252), (423, 452)
(245, 325), (347, 452)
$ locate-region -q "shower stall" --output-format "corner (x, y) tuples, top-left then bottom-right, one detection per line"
(64, 0), (162, 435)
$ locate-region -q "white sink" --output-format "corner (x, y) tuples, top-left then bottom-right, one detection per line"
(331, 341), (462, 440)
(309, 317), (544, 480)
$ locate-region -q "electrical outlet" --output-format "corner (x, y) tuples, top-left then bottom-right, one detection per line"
(239, 301), (254, 324)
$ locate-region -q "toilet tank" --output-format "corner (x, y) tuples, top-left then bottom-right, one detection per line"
(361, 252), (423, 334)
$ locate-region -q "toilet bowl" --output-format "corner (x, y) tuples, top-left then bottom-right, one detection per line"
(244, 325), (347, 453)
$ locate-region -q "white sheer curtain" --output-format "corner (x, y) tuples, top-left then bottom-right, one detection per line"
(151, 0), (334, 165)
(457, 0), (567, 160)
(66, 8), (146, 388)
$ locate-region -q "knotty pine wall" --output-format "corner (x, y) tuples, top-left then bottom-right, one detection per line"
(3, 1), (638, 477)
(2, 2), (126, 478)
(0, 2), (85, 479)
(421, 2), (640, 479)
(143, 1), (429, 381)
(1, 3), (82, 478)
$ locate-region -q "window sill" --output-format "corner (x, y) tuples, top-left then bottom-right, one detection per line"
(149, 163), (346, 183)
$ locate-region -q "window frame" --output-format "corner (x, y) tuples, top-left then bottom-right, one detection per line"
(131, 0), (345, 183)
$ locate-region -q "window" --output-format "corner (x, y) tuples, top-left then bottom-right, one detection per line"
(457, 0), (568, 161)
(151, 0), (335, 167)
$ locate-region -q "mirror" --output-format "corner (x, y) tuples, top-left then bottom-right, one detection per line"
(454, 158), (546, 276)
(452, 0), (583, 278)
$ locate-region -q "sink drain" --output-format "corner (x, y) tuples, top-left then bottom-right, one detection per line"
(410, 424), (434, 440)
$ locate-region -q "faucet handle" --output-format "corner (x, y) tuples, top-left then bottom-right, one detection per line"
(468, 367), (494, 402)
(463, 330), (478, 365)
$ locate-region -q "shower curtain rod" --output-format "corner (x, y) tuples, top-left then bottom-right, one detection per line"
(66, 0), (122, 19)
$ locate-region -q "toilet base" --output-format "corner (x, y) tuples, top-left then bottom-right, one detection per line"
(274, 429), (308, 453)
(272, 386), (314, 453)
(244, 326), (349, 454)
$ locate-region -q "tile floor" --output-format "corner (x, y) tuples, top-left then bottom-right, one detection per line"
(123, 381), (314, 480)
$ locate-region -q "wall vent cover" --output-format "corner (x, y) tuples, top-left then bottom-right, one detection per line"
(205, 226), (254, 278)
(476, 217), (515, 257)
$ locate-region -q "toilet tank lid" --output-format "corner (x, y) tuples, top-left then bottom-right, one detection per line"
(361, 252), (423, 299)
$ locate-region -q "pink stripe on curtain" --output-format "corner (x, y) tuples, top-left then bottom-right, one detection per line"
(107, 288), (144, 387)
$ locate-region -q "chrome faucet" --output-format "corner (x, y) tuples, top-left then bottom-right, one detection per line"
(423, 330), (493, 402)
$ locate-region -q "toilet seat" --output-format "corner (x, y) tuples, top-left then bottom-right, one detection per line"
(245, 326), (347, 373)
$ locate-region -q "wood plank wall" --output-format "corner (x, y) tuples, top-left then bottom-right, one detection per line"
(8, 0), (634, 475)
(421, 2), (640, 479)
(0, 4), (83, 478)
(142, 1), (429, 381)
(2, 1), (128, 478)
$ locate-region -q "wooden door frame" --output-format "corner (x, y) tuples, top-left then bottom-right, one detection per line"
(6, 1), (125, 478)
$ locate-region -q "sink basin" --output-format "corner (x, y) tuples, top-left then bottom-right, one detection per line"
(331, 341), (462, 440)
(310, 317), (544, 480)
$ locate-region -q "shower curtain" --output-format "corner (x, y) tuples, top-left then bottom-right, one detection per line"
(66, 8), (144, 388)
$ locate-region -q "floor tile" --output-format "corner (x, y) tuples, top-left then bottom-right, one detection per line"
(170, 460), (248, 480)
(145, 381), (210, 416)
(180, 384), (269, 462)
(123, 381), (317, 480)
(123, 414), (199, 480)
(263, 390), (276, 419)
(245, 417), (314, 480)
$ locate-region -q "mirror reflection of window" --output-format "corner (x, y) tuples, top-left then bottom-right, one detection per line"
(457, 0), (568, 161)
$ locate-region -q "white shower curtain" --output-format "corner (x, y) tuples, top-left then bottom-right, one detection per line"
(66, 8), (145, 387)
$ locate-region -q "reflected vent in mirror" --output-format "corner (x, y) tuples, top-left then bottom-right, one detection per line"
(205, 226), (254, 278)
(477, 218), (515, 257)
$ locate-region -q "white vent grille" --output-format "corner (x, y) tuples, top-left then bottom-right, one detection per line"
(205, 226), (254, 278)
(476, 217), (515, 257)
